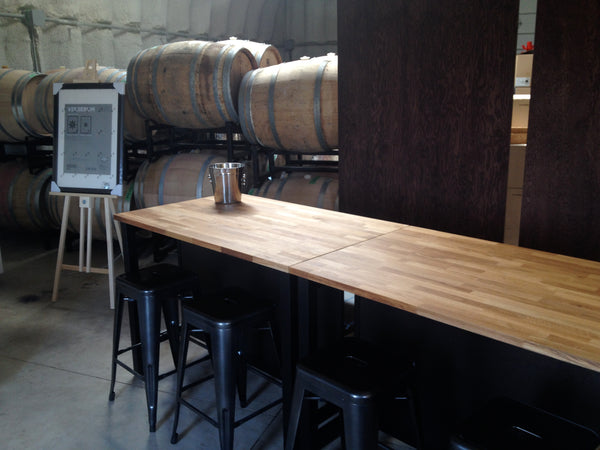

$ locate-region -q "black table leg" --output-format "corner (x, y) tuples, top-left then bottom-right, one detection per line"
(279, 273), (299, 444)
(120, 221), (143, 373)
(298, 279), (319, 358)
(120, 222), (139, 274)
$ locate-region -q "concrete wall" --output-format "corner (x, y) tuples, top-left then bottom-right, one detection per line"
(0, 0), (338, 72)
(0, 0), (535, 73)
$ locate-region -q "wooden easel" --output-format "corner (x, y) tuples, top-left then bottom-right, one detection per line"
(50, 192), (123, 309)
(51, 58), (125, 308)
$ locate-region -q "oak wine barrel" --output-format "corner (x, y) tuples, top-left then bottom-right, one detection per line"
(134, 152), (227, 209)
(218, 38), (282, 68)
(238, 54), (338, 153)
(250, 172), (339, 211)
(0, 161), (54, 230)
(0, 68), (47, 142)
(126, 40), (257, 130)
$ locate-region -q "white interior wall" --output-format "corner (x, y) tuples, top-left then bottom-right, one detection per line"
(517, 0), (537, 52)
(0, 0), (337, 73)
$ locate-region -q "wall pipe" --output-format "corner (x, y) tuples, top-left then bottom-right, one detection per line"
(0, 12), (23, 19)
(0, 10), (210, 40)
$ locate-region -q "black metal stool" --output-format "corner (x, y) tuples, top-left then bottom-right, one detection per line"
(108, 263), (199, 432)
(450, 396), (600, 450)
(170, 286), (282, 450)
(285, 337), (422, 450)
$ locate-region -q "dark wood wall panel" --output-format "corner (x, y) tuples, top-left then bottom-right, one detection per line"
(519, 0), (600, 259)
(338, 0), (518, 241)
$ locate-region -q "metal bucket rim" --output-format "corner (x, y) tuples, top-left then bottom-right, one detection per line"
(209, 162), (245, 171)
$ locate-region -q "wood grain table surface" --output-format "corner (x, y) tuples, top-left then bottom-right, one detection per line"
(290, 226), (600, 373)
(115, 195), (600, 372)
(114, 195), (404, 272)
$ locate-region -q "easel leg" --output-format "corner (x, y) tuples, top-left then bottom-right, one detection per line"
(86, 202), (92, 272)
(105, 198), (116, 309)
(79, 200), (85, 271)
(52, 195), (71, 302)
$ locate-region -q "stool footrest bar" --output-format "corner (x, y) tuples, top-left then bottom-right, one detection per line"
(181, 373), (215, 393)
(233, 398), (282, 428)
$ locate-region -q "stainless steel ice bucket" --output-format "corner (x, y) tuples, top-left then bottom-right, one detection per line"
(208, 162), (246, 204)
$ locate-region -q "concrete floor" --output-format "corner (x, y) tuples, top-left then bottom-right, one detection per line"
(0, 230), (283, 450)
(0, 229), (415, 450)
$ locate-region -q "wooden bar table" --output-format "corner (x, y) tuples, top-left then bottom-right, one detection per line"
(114, 195), (403, 437)
(116, 196), (600, 444)
(115, 195), (402, 272)
(290, 225), (600, 373)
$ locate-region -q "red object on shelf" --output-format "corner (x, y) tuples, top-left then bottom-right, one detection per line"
(521, 41), (534, 53)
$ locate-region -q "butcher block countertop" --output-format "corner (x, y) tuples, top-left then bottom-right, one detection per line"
(114, 195), (403, 272)
(291, 226), (600, 373)
(115, 195), (600, 373)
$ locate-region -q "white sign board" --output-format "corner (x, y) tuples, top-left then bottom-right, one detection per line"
(52, 83), (124, 195)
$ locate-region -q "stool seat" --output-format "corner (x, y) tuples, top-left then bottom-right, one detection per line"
(109, 263), (199, 433)
(185, 286), (275, 327)
(298, 337), (411, 398)
(171, 286), (282, 450)
(116, 263), (199, 296)
(450, 396), (600, 450)
(286, 337), (421, 450)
